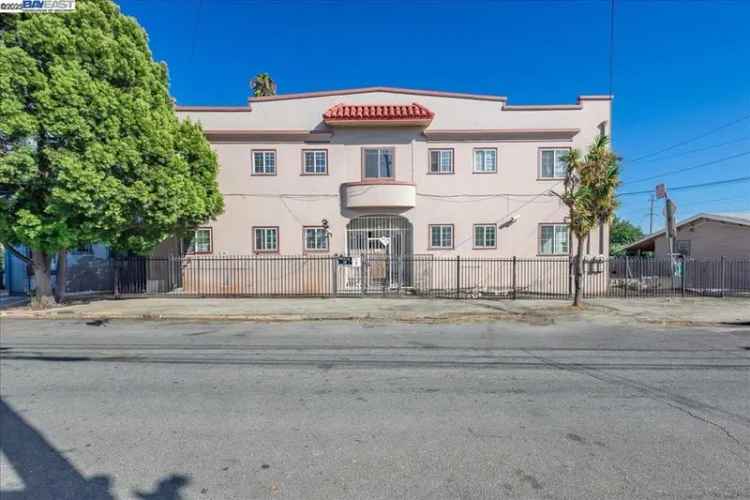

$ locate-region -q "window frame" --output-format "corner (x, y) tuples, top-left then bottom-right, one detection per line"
(252, 149), (277, 176)
(538, 147), (570, 180)
(428, 148), (455, 175)
(473, 148), (498, 174)
(72, 244), (95, 255)
(303, 226), (329, 252)
(253, 226), (279, 253)
(538, 223), (570, 256)
(361, 147), (395, 181)
(301, 149), (328, 176)
(428, 224), (454, 250)
(675, 239), (691, 257)
(186, 227), (213, 255)
(473, 223), (497, 249)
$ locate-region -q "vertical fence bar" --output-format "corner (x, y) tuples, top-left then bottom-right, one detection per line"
(681, 255), (686, 297)
(455, 255), (461, 299)
(511, 256), (517, 300)
(720, 256), (725, 298)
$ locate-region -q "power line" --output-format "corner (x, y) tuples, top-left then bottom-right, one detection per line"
(623, 135), (750, 165)
(618, 175), (750, 197)
(628, 112), (750, 163)
(620, 150), (750, 186)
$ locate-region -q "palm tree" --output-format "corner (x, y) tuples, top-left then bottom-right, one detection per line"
(251, 73), (277, 97)
(557, 134), (621, 306)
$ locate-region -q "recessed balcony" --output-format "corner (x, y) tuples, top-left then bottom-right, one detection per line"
(343, 182), (416, 209)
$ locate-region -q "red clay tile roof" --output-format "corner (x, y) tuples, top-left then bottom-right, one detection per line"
(323, 103), (434, 122)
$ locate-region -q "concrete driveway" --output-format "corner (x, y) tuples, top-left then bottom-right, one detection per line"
(1, 318), (749, 499)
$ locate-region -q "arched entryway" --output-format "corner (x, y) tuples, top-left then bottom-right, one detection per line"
(346, 215), (413, 289)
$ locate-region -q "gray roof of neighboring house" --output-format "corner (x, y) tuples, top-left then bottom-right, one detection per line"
(623, 212), (750, 251)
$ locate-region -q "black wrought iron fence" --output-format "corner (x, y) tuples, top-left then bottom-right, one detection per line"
(111, 255), (750, 299)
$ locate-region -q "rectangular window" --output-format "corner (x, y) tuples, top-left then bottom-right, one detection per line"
(429, 149), (454, 174)
(539, 148), (568, 179)
(73, 244), (94, 255)
(473, 148), (497, 173)
(539, 223), (569, 255)
(429, 224), (454, 249)
(363, 148), (394, 179)
(254, 227), (278, 252)
(252, 150), (276, 175)
(676, 239), (691, 257)
(303, 150), (328, 175)
(474, 224), (497, 249)
(186, 228), (212, 254)
(304, 227), (329, 251)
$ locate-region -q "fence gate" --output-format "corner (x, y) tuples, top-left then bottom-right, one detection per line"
(345, 215), (413, 292)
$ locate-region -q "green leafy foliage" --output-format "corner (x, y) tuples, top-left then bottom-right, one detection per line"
(0, 0), (223, 259)
(609, 216), (645, 256)
(558, 135), (621, 305)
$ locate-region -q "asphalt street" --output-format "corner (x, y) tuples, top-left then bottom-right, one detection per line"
(1, 318), (749, 499)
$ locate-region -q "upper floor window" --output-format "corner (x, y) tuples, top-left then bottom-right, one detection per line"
(474, 224), (497, 249)
(254, 226), (279, 253)
(303, 150), (328, 175)
(473, 148), (497, 173)
(253, 150), (276, 175)
(539, 223), (569, 255)
(429, 224), (454, 249)
(429, 149), (454, 174)
(539, 148), (568, 179)
(186, 228), (212, 254)
(363, 147), (394, 179)
(304, 227), (329, 251)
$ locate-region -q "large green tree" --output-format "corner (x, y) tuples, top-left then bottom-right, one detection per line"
(609, 216), (644, 256)
(557, 135), (621, 306)
(0, 0), (223, 306)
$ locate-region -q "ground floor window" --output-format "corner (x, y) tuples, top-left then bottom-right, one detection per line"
(675, 239), (691, 257)
(186, 228), (212, 254)
(473, 224), (497, 249)
(539, 223), (569, 255)
(254, 227), (279, 252)
(429, 224), (453, 249)
(304, 227), (329, 251)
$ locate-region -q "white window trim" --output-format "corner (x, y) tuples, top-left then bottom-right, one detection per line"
(473, 224), (497, 249)
(252, 150), (277, 176)
(254, 227), (279, 252)
(473, 148), (498, 173)
(539, 223), (569, 255)
(187, 228), (212, 254)
(538, 148), (569, 179)
(362, 147), (395, 179)
(303, 150), (328, 175)
(303, 227), (329, 251)
(429, 224), (454, 249)
(429, 148), (454, 174)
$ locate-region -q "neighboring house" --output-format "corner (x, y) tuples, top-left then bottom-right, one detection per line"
(174, 86), (611, 271)
(3, 244), (112, 296)
(624, 212), (750, 258)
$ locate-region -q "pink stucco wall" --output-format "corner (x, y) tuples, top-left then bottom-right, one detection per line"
(176, 88), (611, 257)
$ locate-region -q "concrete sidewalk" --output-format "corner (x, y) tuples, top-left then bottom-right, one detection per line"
(2, 296), (748, 326)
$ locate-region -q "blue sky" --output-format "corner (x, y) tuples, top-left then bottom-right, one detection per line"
(118, 0), (750, 233)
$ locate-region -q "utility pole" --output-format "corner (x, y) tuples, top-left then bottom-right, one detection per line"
(648, 195), (655, 234)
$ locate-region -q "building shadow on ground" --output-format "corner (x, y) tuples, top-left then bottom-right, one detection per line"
(0, 398), (190, 500)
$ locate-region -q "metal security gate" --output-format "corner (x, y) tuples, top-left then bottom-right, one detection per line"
(345, 215), (413, 291)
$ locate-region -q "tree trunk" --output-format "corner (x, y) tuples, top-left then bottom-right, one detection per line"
(31, 251), (56, 308)
(572, 235), (585, 307)
(54, 250), (67, 303)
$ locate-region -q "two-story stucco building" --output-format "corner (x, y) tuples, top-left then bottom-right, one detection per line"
(173, 87), (611, 269)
